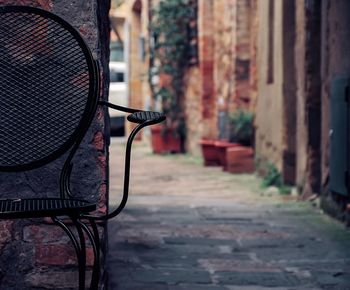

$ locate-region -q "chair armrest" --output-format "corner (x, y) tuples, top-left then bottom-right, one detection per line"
(127, 111), (166, 125)
(98, 100), (141, 114)
(99, 100), (165, 125)
(84, 102), (166, 221)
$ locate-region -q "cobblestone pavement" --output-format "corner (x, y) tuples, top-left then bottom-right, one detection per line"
(107, 140), (350, 290)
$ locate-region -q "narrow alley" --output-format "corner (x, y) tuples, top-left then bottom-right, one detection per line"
(107, 140), (350, 290)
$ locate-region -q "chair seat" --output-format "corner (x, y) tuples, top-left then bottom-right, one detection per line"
(0, 198), (96, 219)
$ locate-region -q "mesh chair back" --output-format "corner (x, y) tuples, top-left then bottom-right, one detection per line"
(0, 6), (98, 171)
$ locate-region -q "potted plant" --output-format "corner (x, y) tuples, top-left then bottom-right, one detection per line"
(149, 0), (196, 154)
(200, 139), (220, 166)
(225, 109), (255, 173)
(214, 140), (240, 169)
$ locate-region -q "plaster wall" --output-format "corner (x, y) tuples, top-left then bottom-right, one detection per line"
(184, 66), (202, 155)
(294, 0), (308, 191)
(125, 0), (152, 137)
(255, 0), (284, 171)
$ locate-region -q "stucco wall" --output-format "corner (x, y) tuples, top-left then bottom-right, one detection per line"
(0, 1), (110, 289)
(295, 0), (308, 191)
(213, 0), (234, 120)
(184, 67), (202, 155)
(126, 0), (152, 138)
(255, 0), (284, 171)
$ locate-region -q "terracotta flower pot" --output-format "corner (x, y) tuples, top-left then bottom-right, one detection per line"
(158, 73), (172, 87)
(151, 125), (182, 154)
(200, 139), (220, 166)
(226, 146), (254, 173)
(214, 140), (240, 170)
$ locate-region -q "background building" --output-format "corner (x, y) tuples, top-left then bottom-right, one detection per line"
(122, 0), (350, 223)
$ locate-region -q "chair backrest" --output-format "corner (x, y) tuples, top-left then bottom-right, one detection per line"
(0, 6), (99, 172)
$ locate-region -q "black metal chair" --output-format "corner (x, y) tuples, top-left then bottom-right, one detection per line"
(0, 5), (165, 290)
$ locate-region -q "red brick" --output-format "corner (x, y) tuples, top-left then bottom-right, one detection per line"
(35, 244), (94, 266)
(23, 225), (69, 244)
(79, 24), (89, 36)
(98, 183), (107, 205)
(93, 131), (104, 151)
(37, 0), (52, 10)
(25, 269), (91, 289)
(96, 106), (104, 121)
(0, 221), (13, 251)
(98, 155), (107, 181)
(0, 0), (52, 9)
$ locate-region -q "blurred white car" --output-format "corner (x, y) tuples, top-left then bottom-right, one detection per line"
(109, 61), (127, 135)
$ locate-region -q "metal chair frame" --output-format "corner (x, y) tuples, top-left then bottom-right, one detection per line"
(0, 6), (165, 290)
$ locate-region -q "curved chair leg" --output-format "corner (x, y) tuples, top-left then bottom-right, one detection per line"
(89, 219), (101, 289)
(72, 217), (87, 290)
(52, 217), (86, 290)
(78, 219), (100, 290)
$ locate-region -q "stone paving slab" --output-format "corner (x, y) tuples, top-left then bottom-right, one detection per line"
(107, 141), (350, 290)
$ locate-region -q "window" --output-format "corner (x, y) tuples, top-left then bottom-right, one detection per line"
(110, 41), (124, 62)
(110, 71), (124, 83)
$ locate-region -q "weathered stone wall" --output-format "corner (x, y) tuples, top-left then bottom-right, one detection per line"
(281, 0), (297, 185)
(185, 0), (256, 154)
(184, 0), (218, 155)
(125, 0), (257, 155)
(294, 0), (322, 195)
(249, 0), (258, 112)
(255, 0), (284, 171)
(198, 0), (217, 140)
(126, 0), (142, 137)
(212, 0), (254, 133)
(233, 0), (252, 110)
(295, 0), (308, 193)
(0, 0), (110, 289)
(213, 0), (233, 140)
(139, 0), (151, 120)
(125, 0), (152, 138)
(184, 66), (202, 155)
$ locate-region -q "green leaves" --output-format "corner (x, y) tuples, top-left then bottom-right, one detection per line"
(229, 109), (254, 145)
(149, 0), (195, 139)
(261, 163), (283, 188)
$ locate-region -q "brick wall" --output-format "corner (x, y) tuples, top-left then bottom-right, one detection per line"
(213, 0), (254, 114)
(127, 0), (256, 155)
(0, 1), (110, 289)
(233, 0), (252, 110)
(198, 0), (216, 139)
(249, 0), (258, 112)
(185, 0), (256, 154)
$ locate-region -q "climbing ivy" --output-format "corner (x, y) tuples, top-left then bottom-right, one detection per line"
(149, 0), (197, 141)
